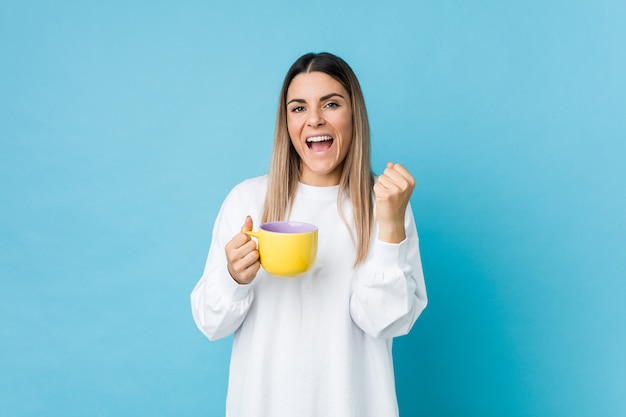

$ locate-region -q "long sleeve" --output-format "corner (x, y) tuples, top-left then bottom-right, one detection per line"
(190, 178), (265, 341)
(349, 203), (427, 339)
(190, 253), (253, 341)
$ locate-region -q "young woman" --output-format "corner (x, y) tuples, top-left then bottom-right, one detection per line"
(191, 52), (427, 417)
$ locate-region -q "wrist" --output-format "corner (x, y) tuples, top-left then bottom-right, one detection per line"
(377, 220), (406, 243)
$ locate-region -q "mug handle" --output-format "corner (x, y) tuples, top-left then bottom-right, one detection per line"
(244, 230), (259, 238)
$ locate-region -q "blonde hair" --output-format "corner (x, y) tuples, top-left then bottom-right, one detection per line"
(262, 52), (374, 266)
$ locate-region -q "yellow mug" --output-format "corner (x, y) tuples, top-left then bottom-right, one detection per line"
(245, 221), (318, 277)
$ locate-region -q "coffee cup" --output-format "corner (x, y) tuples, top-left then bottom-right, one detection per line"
(245, 221), (318, 277)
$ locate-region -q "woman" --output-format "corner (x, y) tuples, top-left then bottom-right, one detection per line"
(191, 52), (427, 417)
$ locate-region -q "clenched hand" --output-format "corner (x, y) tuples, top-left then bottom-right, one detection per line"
(225, 216), (261, 284)
(373, 162), (416, 243)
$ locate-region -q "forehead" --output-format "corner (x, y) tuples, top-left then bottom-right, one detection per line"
(286, 71), (349, 99)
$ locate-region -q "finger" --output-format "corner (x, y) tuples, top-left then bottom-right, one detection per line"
(378, 162), (405, 185)
(373, 181), (387, 198)
(236, 246), (260, 272)
(232, 250), (258, 272)
(382, 162), (411, 180)
(227, 242), (259, 275)
(234, 240), (258, 261)
(378, 168), (406, 190)
(381, 165), (414, 191)
(238, 260), (261, 283)
(228, 257), (259, 284)
(390, 163), (415, 186)
(375, 174), (398, 192)
(226, 235), (255, 264)
(374, 180), (400, 202)
(240, 247), (260, 268)
(241, 215), (253, 232)
(227, 232), (250, 251)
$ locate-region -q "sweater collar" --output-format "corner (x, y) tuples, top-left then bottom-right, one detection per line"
(297, 182), (340, 201)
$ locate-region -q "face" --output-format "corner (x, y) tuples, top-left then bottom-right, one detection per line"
(286, 71), (353, 186)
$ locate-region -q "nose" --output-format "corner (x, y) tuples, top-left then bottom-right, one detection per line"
(306, 108), (325, 127)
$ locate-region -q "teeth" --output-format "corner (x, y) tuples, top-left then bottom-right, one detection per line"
(306, 135), (333, 143)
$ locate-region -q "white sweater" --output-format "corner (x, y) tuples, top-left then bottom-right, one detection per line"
(191, 176), (427, 417)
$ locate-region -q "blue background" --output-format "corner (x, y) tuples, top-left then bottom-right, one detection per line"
(1, 1), (625, 416)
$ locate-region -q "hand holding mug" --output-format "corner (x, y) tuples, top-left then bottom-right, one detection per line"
(245, 221), (318, 278)
(373, 162), (416, 243)
(225, 216), (261, 284)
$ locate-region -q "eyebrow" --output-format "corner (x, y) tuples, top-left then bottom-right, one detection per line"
(286, 92), (346, 105)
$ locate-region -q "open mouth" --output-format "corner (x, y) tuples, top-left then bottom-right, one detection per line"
(306, 135), (334, 151)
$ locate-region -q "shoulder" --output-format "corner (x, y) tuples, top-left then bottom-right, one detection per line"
(229, 175), (268, 195)
(214, 175), (268, 228)
(223, 175), (268, 207)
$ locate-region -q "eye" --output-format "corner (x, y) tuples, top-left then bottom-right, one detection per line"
(324, 102), (339, 109)
(290, 106), (305, 113)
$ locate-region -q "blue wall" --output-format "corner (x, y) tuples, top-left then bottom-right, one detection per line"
(1, 1), (624, 416)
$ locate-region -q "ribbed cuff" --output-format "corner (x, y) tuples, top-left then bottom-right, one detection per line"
(369, 238), (408, 268)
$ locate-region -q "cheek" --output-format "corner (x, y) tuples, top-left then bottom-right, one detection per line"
(286, 117), (300, 140)
(338, 120), (353, 156)
(339, 119), (353, 141)
(287, 124), (302, 152)
(334, 110), (353, 138)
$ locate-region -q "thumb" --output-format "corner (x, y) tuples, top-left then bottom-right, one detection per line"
(241, 215), (253, 232)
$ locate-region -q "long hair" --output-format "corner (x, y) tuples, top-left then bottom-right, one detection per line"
(262, 52), (375, 266)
